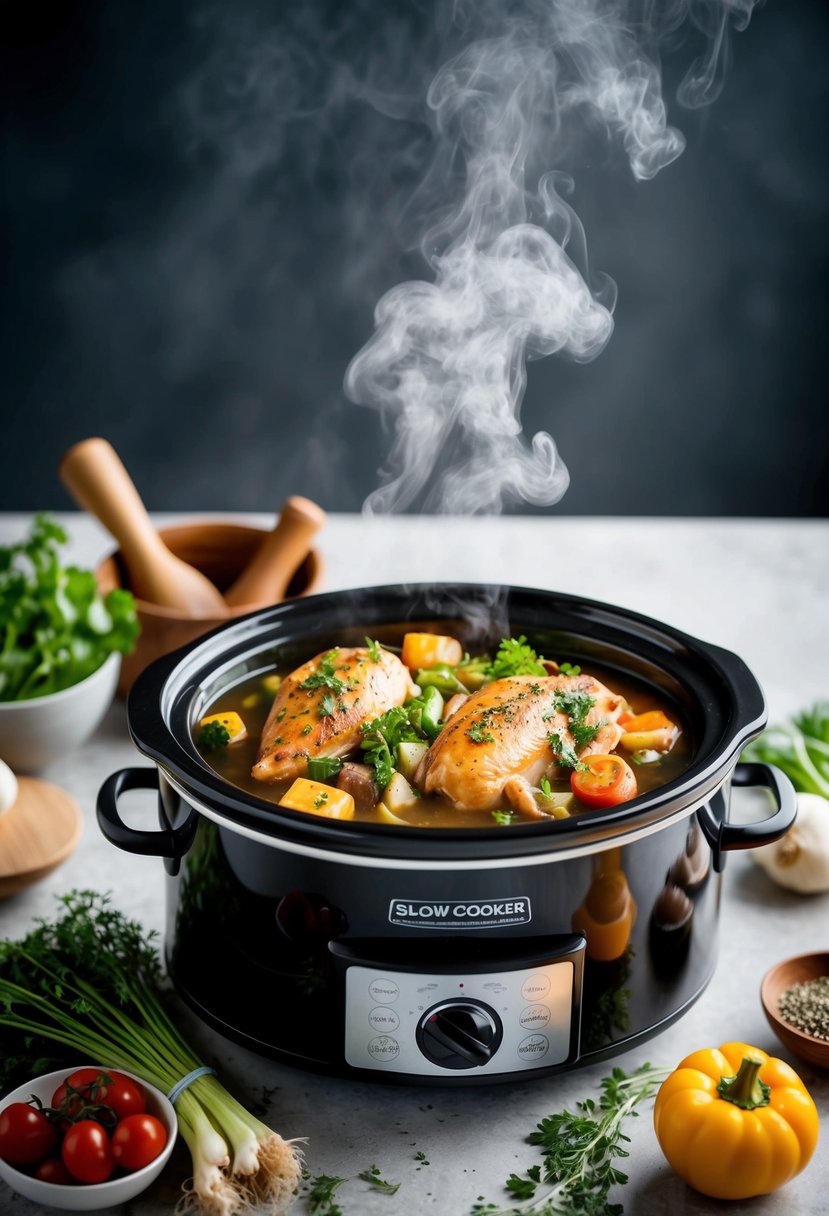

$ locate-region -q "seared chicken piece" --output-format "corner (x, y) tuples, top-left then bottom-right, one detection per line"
(415, 673), (625, 815)
(252, 645), (414, 784)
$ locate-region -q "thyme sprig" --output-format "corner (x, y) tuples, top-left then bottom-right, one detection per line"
(470, 1063), (671, 1216)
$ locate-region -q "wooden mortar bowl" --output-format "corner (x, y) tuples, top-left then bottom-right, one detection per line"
(760, 951), (829, 1070)
(96, 522), (325, 696)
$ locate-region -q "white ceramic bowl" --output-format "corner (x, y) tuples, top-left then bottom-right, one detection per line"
(0, 1064), (177, 1211)
(0, 652), (120, 773)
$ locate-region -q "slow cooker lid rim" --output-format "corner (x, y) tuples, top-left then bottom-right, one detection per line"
(126, 580), (765, 853)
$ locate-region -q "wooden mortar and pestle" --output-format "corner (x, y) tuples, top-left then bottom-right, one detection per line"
(59, 439), (326, 694)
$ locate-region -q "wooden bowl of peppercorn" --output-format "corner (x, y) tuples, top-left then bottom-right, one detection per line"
(761, 951), (829, 1069)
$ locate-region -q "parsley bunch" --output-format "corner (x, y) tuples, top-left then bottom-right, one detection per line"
(0, 514), (139, 701)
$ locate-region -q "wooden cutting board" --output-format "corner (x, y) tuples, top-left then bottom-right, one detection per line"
(0, 777), (83, 898)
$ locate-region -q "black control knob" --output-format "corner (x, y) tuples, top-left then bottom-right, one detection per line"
(416, 1000), (503, 1070)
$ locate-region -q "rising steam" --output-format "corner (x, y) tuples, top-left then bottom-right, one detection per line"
(346, 0), (760, 515)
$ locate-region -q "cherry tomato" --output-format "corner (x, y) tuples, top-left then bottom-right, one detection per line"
(110, 1113), (168, 1172)
(61, 1120), (114, 1184)
(0, 1101), (59, 1166)
(35, 1157), (77, 1185)
(571, 754), (638, 809)
(51, 1069), (145, 1125)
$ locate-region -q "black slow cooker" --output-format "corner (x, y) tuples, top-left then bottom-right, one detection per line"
(97, 583), (795, 1085)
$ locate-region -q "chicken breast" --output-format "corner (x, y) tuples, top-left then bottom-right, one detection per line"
(252, 645), (415, 784)
(415, 673), (625, 815)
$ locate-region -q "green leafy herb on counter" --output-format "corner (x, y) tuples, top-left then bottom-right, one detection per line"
(469, 1063), (671, 1216)
(358, 1164), (401, 1195)
(304, 1171), (349, 1215)
(303, 1164), (400, 1212)
(0, 513), (139, 701)
(0, 890), (302, 1216)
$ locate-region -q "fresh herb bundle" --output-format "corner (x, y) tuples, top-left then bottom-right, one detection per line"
(0, 890), (302, 1215)
(0, 513), (139, 701)
(470, 1063), (670, 1215)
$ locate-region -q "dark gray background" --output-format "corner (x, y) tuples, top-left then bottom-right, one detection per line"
(2, 0), (827, 516)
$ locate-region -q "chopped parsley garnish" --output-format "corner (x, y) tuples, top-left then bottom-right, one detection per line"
(547, 730), (586, 770)
(550, 690), (606, 752)
(485, 635), (547, 679)
(364, 637), (382, 662)
(538, 776), (553, 800)
(301, 723), (313, 736)
(299, 649), (348, 696)
(319, 693), (336, 718)
(492, 810), (516, 825)
(313, 791), (329, 808)
(197, 721), (231, 751)
(467, 722), (495, 744)
(275, 706), (287, 722)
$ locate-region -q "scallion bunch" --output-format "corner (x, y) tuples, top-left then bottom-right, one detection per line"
(0, 890), (302, 1216)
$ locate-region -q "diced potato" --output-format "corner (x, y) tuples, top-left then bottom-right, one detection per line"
(619, 710), (679, 754)
(279, 778), (354, 820)
(376, 801), (411, 825)
(396, 741), (429, 782)
(401, 632), (463, 671)
(199, 711), (247, 743)
(382, 771), (420, 815)
(241, 692), (262, 709)
(261, 674), (282, 697)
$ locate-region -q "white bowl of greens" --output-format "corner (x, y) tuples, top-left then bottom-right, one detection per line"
(0, 515), (138, 773)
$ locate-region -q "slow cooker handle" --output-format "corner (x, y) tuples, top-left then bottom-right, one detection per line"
(97, 767), (197, 859)
(697, 762), (797, 870)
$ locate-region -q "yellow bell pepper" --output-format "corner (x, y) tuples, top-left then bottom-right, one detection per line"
(653, 1041), (819, 1199)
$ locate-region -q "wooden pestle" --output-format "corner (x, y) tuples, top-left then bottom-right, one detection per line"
(58, 438), (228, 616)
(224, 496), (326, 607)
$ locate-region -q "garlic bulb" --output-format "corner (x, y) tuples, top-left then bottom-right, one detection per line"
(751, 793), (829, 893)
(0, 757), (18, 819)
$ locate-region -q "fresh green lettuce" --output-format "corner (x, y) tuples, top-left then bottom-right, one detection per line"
(0, 514), (139, 701)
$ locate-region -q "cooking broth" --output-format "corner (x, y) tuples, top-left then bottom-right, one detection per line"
(195, 631), (692, 829)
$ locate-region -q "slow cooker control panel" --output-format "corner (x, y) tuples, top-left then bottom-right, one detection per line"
(334, 937), (584, 1077)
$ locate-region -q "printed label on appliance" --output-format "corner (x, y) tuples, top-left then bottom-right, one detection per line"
(388, 896), (532, 930)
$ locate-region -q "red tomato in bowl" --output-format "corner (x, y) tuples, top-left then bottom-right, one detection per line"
(571, 754), (638, 809)
(61, 1120), (114, 1184)
(0, 1101), (59, 1166)
(35, 1157), (76, 1185)
(51, 1069), (146, 1125)
(110, 1113), (168, 1172)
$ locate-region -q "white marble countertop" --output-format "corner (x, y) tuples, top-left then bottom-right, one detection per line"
(1, 511), (828, 1216)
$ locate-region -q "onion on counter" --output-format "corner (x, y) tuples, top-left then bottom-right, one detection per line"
(751, 794), (829, 894)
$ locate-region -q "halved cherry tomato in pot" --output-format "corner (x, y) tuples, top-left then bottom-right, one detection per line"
(0, 1101), (59, 1166)
(61, 1120), (114, 1184)
(571, 754), (638, 809)
(35, 1157), (77, 1185)
(110, 1113), (168, 1172)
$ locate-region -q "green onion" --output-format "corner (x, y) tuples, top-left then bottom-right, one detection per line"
(0, 891), (302, 1215)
